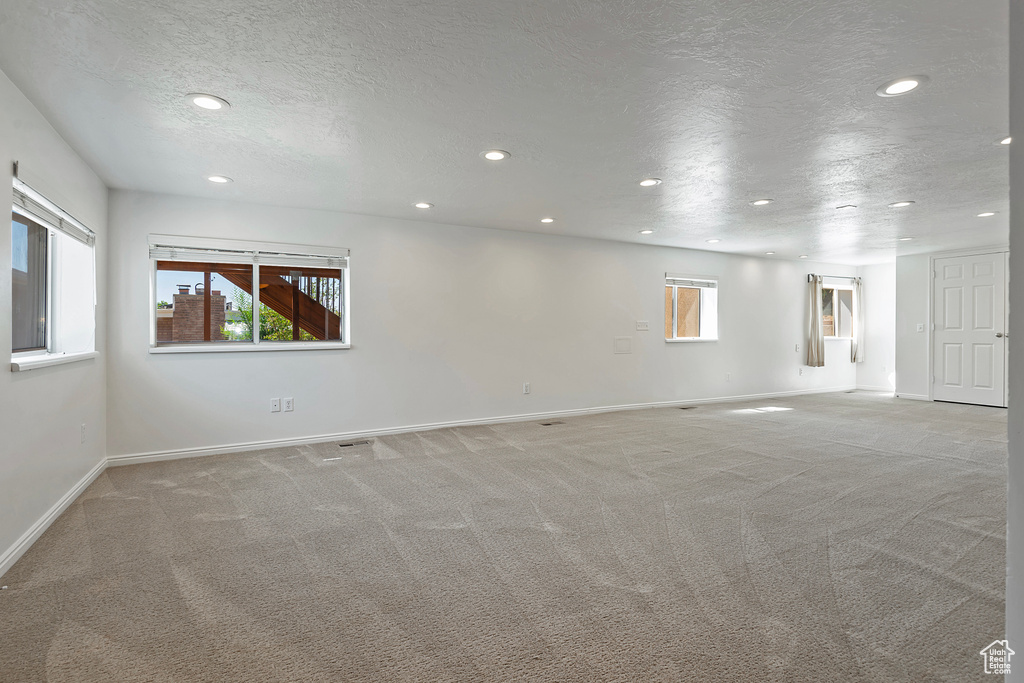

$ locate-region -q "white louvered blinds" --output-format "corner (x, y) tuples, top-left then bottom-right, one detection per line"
(665, 275), (716, 289)
(13, 178), (96, 246)
(148, 237), (349, 269)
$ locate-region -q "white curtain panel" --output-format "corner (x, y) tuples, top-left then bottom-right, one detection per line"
(851, 276), (865, 363)
(806, 275), (825, 367)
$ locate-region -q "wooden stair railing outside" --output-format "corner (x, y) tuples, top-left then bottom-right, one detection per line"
(156, 261), (341, 340)
(219, 270), (341, 340)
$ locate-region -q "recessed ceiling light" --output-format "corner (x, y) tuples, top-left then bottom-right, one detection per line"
(899, 237), (913, 241)
(482, 150), (510, 161)
(764, 251), (775, 255)
(706, 239), (721, 244)
(977, 212), (997, 217)
(750, 199), (773, 206)
(876, 76), (928, 97)
(540, 217), (554, 223)
(889, 201), (914, 208)
(1000, 136), (1012, 145)
(883, 80), (919, 95)
(639, 178), (662, 187)
(187, 94), (230, 110)
(799, 255), (808, 259)
(639, 229), (654, 235)
(414, 202), (433, 209)
(207, 175), (232, 183)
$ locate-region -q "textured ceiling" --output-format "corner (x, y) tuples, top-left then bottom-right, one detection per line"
(0, 0), (1009, 264)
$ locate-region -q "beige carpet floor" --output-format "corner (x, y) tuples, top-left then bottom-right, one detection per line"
(0, 392), (1007, 682)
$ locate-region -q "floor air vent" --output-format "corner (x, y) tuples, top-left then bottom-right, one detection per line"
(338, 440), (371, 448)
(539, 421), (565, 426)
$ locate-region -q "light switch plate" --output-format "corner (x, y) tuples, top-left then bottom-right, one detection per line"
(636, 321), (649, 331)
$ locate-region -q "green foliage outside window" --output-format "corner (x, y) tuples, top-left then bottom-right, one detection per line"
(222, 289), (315, 341)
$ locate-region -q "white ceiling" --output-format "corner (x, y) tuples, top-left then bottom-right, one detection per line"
(0, 0), (1009, 264)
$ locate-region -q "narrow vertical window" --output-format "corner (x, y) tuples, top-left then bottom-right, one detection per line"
(664, 285), (673, 339)
(675, 287), (701, 338)
(11, 212), (47, 351)
(822, 287), (836, 337)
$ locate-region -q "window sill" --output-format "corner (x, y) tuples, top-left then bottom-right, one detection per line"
(11, 350), (99, 372)
(150, 342), (351, 354)
(825, 337), (852, 341)
(665, 338), (718, 343)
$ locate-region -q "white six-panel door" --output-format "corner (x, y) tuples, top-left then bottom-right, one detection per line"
(932, 252), (1007, 407)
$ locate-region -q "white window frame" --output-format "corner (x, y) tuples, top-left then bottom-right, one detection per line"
(148, 234), (351, 353)
(10, 178), (98, 372)
(822, 281), (855, 340)
(665, 274), (719, 343)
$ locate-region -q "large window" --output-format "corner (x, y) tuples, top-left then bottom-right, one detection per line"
(149, 235), (349, 351)
(665, 275), (718, 341)
(11, 178), (97, 369)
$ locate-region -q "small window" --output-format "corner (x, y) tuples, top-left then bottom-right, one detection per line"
(11, 178), (97, 363)
(665, 275), (718, 341)
(150, 235), (349, 351)
(822, 287), (853, 338)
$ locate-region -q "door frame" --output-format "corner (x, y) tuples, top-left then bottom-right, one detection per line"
(927, 245), (1010, 405)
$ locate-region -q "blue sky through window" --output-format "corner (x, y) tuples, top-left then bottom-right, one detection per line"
(12, 219), (28, 272)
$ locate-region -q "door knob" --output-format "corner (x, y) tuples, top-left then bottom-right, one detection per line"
(996, 332), (1005, 338)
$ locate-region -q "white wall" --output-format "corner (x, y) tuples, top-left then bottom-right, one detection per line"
(1007, 0), (1022, 668)
(0, 69), (107, 571)
(106, 190), (875, 458)
(895, 254), (932, 399)
(857, 262), (896, 392)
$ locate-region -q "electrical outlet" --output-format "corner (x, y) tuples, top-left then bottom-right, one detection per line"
(271, 398), (281, 413)
(799, 368), (804, 376)
(636, 321), (649, 331)
(283, 398), (294, 412)
(80, 423), (86, 444)
(725, 372), (731, 382)
(523, 382), (530, 395)
(795, 344), (800, 353)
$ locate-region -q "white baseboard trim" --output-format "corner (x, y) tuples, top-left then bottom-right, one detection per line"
(107, 385), (858, 467)
(0, 458), (107, 579)
(895, 393), (931, 401)
(856, 385), (896, 394)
